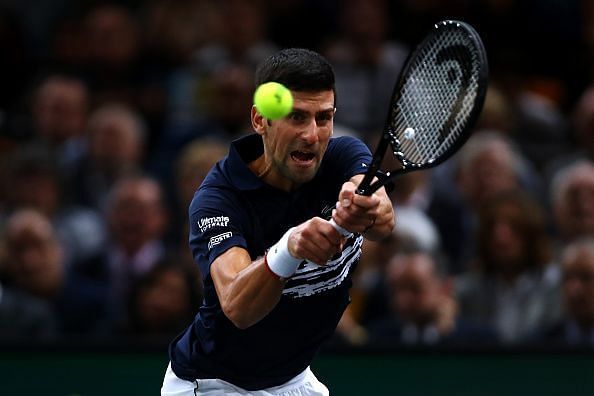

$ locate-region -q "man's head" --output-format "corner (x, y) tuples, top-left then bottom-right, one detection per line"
(456, 131), (523, 207)
(386, 252), (444, 326)
(251, 49), (337, 191)
(561, 238), (594, 331)
(129, 261), (201, 335)
(86, 103), (146, 179)
(2, 209), (64, 298)
(6, 147), (61, 216)
(33, 75), (89, 144)
(254, 48), (336, 99)
(551, 161), (594, 241)
(106, 175), (167, 255)
(477, 191), (551, 277)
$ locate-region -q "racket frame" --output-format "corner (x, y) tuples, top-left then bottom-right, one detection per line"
(356, 20), (489, 196)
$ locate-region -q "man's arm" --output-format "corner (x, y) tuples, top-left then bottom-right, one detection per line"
(332, 174), (395, 241)
(211, 217), (343, 329)
(210, 247), (284, 329)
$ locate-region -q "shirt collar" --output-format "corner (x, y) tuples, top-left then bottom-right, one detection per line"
(223, 133), (268, 191)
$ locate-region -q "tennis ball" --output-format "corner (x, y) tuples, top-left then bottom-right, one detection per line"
(253, 82), (293, 120)
(403, 127), (416, 139)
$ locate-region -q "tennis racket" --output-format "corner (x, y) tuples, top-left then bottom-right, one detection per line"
(356, 19), (488, 196)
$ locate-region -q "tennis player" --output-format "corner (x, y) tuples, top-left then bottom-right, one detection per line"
(161, 48), (395, 395)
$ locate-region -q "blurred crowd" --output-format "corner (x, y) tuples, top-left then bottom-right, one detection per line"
(0, 0), (593, 349)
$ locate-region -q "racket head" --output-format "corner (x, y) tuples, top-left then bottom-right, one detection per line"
(360, 20), (488, 195)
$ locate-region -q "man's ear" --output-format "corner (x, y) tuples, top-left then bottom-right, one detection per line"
(251, 106), (267, 136)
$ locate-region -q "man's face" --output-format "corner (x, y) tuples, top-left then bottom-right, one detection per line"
(562, 178), (594, 238)
(388, 254), (440, 326)
(109, 180), (166, 254)
(5, 216), (64, 297)
(487, 203), (525, 267)
(254, 90), (335, 190)
(563, 247), (594, 327)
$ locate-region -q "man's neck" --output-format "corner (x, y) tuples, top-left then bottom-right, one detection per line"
(248, 155), (298, 192)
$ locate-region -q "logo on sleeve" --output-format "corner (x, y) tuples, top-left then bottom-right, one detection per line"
(208, 232), (232, 249)
(198, 216), (230, 232)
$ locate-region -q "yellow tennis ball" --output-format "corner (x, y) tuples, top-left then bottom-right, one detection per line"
(253, 82), (293, 120)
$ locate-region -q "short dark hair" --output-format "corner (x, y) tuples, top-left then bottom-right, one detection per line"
(255, 48), (336, 101)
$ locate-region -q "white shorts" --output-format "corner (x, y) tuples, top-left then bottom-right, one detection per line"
(161, 362), (329, 396)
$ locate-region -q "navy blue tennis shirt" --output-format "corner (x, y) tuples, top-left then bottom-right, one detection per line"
(169, 133), (372, 390)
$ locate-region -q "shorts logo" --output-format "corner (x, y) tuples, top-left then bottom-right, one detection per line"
(208, 232), (232, 249)
(198, 216), (229, 232)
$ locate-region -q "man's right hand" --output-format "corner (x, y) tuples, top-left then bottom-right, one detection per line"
(287, 217), (344, 265)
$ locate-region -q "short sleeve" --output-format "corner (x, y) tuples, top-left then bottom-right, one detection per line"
(188, 188), (248, 279)
(328, 136), (373, 180)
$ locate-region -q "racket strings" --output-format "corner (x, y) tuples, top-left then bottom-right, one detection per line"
(390, 27), (482, 165)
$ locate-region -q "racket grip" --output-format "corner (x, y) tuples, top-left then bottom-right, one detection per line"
(329, 218), (352, 237)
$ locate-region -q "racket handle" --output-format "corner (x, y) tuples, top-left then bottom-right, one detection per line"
(329, 218), (352, 237)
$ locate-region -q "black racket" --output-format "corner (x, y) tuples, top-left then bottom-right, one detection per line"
(356, 19), (488, 196)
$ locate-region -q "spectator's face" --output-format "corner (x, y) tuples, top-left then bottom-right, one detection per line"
(563, 248), (594, 327)
(220, 0), (263, 53)
(84, 6), (139, 67)
(10, 171), (59, 216)
(33, 79), (88, 143)
(459, 145), (518, 206)
(109, 180), (166, 254)
(135, 268), (192, 333)
(208, 65), (253, 131)
(342, 0), (387, 47)
(88, 117), (142, 176)
(253, 90), (335, 190)
(5, 216), (64, 298)
(558, 177), (594, 239)
(388, 255), (440, 325)
(486, 203), (525, 266)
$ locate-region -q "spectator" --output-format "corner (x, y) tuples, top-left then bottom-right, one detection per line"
(428, 131), (541, 273)
(543, 85), (594, 189)
(324, 0), (408, 140)
(193, 0), (277, 74)
(81, 3), (168, 154)
(174, 138), (228, 210)
(367, 250), (497, 346)
(0, 280), (57, 340)
(82, 4), (141, 101)
(70, 103), (146, 210)
(455, 191), (562, 343)
(124, 260), (202, 340)
(77, 175), (169, 329)
(142, 0), (220, 66)
(2, 209), (65, 299)
(154, 63), (252, 181)
(551, 160), (594, 244)
(535, 238), (594, 347)
(338, 212), (441, 346)
(1, 209), (108, 335)
(31, 74), (89, 170)
(162, 0), (276, 153)
(4, 146), (106, 265)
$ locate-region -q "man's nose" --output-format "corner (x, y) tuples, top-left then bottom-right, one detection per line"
(301, 121), (320, 145)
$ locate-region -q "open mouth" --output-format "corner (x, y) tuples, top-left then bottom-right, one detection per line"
(290, 150), (315, 164)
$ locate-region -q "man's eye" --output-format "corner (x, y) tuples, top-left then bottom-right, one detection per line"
(289, 112), (306, 122)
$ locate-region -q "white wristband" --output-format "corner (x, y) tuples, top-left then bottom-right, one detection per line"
(266, 227), (302, 279)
